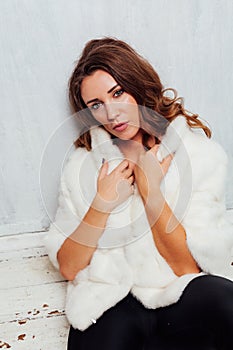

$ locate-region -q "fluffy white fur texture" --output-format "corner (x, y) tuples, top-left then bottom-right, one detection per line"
(44, 116), (233, 330)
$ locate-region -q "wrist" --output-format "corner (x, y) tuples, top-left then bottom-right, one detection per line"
(143, 190), (165, 225)
(82, 197), (110, 230)
(91, 193), (114, 215)
(142, 187), (163, 207)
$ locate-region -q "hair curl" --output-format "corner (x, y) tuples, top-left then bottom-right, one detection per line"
(68, 37), (211, 151)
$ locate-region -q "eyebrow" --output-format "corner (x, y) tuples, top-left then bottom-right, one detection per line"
(86, 84), (119, 105)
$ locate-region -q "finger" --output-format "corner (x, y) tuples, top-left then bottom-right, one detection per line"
(161, 154), (173, 174)
(122, 168), (133, 178)
(145, 144), (160, 161)
(98, 161), (109, 180)
(130, 184), (135, 194)
(128, 161), (136, 171)
(115, 159), (129, 173)
(128, 175), (135, 185)
(148, 144), (160, 155)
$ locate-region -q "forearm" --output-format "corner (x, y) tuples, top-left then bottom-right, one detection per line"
(57, 197), (110, 281)
(144, 191), (201, 276)
(57, 158), (134, 281)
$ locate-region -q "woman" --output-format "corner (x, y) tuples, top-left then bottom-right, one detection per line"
(44, 37), (233, 349)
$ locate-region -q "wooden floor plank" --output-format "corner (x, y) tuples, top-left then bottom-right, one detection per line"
(0, 232), (46, 252)
(0, 281), (66, 324)
(0, 315), (69, 350)
(0, 232), (69, 349)
(0, 257), (64, 289)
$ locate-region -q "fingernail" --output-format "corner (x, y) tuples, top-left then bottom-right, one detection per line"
(102, 158), (105, 164)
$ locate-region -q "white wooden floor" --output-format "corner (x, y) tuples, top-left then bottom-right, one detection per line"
(1, 209), (233, 349)
(0, 231), (69, 350)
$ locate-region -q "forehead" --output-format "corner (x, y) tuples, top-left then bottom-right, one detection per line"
(81, 70), (117, 100)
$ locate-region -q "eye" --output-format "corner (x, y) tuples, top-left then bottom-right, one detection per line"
(90, 102), (102, 111)
(113, 89), (124, 97)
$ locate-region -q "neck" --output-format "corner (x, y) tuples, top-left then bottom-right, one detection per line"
(113, 133), (156, 165)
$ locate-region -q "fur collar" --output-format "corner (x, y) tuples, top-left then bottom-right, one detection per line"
(90, 115), (189, 163)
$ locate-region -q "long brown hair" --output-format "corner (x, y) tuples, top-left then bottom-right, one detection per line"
(69, 37), (211, 151)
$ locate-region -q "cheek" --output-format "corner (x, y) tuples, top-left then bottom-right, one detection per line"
(91, 110), (107, 124)
(103, 126), (117, 139)
(126, 95), (138, 107)
(124, 103), (140, 124)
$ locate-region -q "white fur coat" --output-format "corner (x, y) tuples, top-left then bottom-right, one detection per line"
(44, 116), (233, 331)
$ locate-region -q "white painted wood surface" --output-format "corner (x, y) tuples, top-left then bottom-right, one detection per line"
(0, 232), (69, 350)
(1, 0), (233, 235)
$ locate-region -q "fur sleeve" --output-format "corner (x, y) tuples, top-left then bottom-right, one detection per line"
(43, 175), (82, 270)
(182, 138), (233, 279)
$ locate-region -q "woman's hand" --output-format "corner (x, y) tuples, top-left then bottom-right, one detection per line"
(134, 145), (173, 203)
(92, 159), (134, 213)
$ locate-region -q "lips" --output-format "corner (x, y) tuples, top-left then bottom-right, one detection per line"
(113, 122), (128, 132)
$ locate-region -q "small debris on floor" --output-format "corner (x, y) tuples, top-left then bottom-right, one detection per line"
(18, 319), (27, 325)
(48, 310), (60, 315)
(0, 341), (11, 348)
(17, 334), (26, 341)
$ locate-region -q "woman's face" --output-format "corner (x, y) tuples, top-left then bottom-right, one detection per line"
(81, 70), (142, 142)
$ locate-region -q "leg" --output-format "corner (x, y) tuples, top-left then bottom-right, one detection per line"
(155, 275), (233, 350)
(67, 293), (146, 350)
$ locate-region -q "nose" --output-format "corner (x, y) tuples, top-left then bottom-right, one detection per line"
(105, 102), (120, 121)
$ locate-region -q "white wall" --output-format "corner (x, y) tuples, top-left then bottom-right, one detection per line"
(1, 0), (232, 235)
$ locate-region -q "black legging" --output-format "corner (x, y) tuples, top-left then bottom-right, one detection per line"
(67, 275), (233, 350)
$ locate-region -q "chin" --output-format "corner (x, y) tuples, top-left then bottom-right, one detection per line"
(117, 131), (139, 141)
(104, 125), (140, 141)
